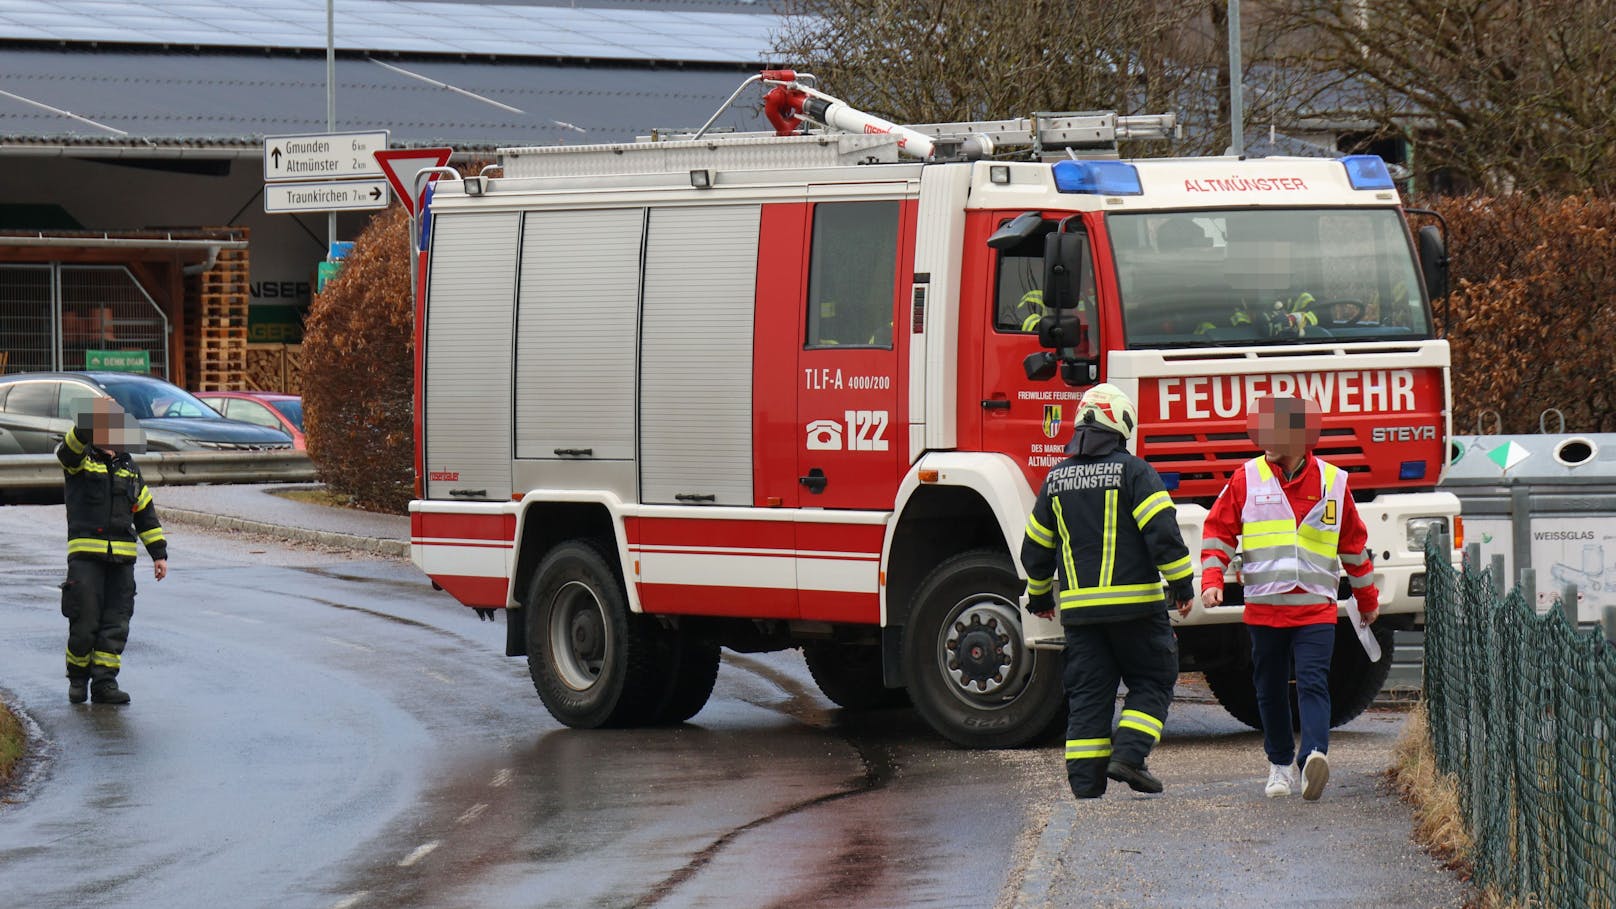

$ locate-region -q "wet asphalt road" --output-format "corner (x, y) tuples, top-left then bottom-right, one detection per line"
(0, 503), (1465, 908)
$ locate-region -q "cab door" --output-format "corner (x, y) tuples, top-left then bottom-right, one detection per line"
(977, 212), (1100, 488)
(795, 193), (913, 509)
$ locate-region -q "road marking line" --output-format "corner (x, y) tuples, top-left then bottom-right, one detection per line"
(322, 636), (374, 652)
(199, 609), (264, 625)
(491, 769), (514, 787)
(398, 841), (440, 867)
(456, 802), (488, 824)
(331, 893), (368, 909)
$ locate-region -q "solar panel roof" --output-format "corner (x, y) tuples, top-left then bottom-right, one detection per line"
(0, 47), (771, 148)
(0, 0), (782, 64)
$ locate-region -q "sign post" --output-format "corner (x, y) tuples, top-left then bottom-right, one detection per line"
(376, 147), (455, 312)
(262, 130), (391, 214)
(264, 180), (390, 214)
(263, 130), (389, 182)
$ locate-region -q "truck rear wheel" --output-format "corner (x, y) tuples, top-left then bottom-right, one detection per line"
(651, 636), (721, 725)
(802, 642), (909, 710)
(1204, 620), (1398, 730)
(525, 541), (667, 728)
(902, 550), (1064, 748)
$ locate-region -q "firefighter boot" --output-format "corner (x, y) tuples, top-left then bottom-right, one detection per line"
(68, 679), (88, 704)
(1106, 760), (1164, 794)
(90, 681), (131, 705)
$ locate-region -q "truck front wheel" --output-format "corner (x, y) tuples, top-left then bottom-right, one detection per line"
(526, 541), (667, 728)
(902, 550), (1064, 748)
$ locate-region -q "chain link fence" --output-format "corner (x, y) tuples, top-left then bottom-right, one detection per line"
(1424, 537), (1616, 908)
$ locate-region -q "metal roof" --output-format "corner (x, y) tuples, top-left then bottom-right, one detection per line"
(0, 47), (769, 149)
(0, 0), (780, 64)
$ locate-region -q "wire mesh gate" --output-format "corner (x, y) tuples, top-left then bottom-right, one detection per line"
(0, 264), (170, 378)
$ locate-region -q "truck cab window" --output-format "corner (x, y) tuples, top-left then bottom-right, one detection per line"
(805, 201), (900, 348)
(1110, 209), (1432, 347)
(993, 218), (1095, 333)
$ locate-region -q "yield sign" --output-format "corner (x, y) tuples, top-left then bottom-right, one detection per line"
(375, 147), (454, 216)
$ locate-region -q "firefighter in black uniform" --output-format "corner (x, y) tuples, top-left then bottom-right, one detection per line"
(56, 399), (168, 705)
(1021, 384), (1195, 798)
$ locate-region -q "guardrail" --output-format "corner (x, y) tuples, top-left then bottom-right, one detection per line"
(0, 451), (317, 489)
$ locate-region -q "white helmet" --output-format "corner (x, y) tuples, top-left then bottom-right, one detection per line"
(1076, 383), (1138, 439)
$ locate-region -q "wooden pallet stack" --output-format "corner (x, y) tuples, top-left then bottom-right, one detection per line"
(189, 236), (250, 391)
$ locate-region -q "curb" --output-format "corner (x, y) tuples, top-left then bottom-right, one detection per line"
(161, 507), (410, 559)
(1013, 797), (1075, 907)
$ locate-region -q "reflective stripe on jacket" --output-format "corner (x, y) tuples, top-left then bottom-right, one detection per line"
(57, 427), (167, 564)
(1021, 447), (1194, 624)
(1239, 455), (1344, 604)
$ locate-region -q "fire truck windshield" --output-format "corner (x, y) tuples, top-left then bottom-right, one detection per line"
(1107, 208), (1433, 348)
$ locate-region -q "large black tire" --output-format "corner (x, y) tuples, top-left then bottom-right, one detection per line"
(902, 550), (1065, 748)
(1327, 621), (1396, 727)
(1203, 662), (1263, 731)
(1205, 620), (1397, 730)
(525, 541), (668, 728)
(802, 642), (909, 710)
(651, 635), (721, 725)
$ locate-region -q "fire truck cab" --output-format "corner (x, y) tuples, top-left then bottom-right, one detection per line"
(410, 74), (1459, 748)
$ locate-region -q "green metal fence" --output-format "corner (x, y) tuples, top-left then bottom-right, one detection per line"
(1424, 537), (1616, 908)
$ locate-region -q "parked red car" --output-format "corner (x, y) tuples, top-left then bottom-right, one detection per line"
(195, 391), (305, 451)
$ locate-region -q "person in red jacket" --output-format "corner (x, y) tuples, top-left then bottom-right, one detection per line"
(1199, 395), (1379, 800)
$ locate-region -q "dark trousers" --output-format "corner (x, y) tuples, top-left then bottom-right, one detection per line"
(1248, 622), (1335, 766)
(62, 558), (136, 684)
(1062, 610), (1178, 798)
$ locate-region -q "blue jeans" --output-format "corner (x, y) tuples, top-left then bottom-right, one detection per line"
(1248, 622), (1335, 766)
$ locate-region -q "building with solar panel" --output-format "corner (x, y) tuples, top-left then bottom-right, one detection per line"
(0, 0), (782, 391)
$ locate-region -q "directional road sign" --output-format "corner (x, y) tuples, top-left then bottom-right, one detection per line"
(264, 180), (391, 214)
(264, 130), (389, 183)
(375, 147), (454, 217)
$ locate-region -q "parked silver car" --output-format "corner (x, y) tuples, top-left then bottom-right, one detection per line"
(0, 372), (294, 454)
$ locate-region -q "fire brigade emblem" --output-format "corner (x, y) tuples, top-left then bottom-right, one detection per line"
(1042, 404), (1063, 439)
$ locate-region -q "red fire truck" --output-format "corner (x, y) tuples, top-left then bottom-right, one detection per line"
(409, 72), (1461, 747)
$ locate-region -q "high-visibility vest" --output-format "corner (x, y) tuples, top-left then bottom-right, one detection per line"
(1239, 456), (1345, 604)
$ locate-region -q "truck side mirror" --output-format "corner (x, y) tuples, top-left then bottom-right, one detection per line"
(1041, 230), (1088, 310)
(1417, 224), (1449, 301)
(987, 211), (1046, 250)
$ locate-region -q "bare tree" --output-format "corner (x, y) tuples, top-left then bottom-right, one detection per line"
(773, 0), (1344, 156)
(1274, 0), (1616, 194)
(773, 0), (1201, 152)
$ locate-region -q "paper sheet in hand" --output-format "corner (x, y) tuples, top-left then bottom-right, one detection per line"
(1345, 601), (1381, 661)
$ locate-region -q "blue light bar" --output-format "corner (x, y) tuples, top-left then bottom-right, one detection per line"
(1399, 460), (1427, 480)
(1158, 472), (1180, 491)
(418, 183), (435, 250)
(1053, 159), (1143, 195)
(1341, 155), (1396, 191)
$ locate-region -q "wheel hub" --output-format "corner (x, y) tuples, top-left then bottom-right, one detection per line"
(942, 601), (1021, 696)
(549, 580), (608, 691)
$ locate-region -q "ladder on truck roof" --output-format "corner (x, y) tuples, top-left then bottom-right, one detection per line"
(498, 69), (1176, 180)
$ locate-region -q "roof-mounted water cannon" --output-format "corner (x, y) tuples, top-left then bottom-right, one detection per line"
(677, 68), (1177, 162)
(761, 70), (951, 160)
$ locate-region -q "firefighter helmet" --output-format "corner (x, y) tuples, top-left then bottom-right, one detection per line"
(1076, 383), (1137, 439)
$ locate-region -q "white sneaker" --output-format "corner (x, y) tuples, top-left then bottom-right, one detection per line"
(1302, 750), (1330, 801)
(1264, 763), (1293, 798)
